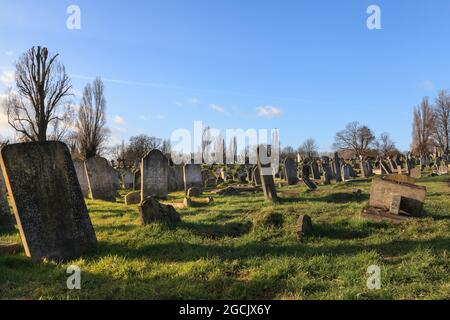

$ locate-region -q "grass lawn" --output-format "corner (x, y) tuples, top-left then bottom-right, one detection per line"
(1, 175), (449, 300)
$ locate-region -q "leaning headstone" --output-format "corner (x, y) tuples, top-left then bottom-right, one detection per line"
(85, 157), (118, 202)
(303, 177), (318, 191)
(0, 142), (97, 263)
(257, 145), (278, 201)
(183, 164), (203, 192)
(141, 149), (169, 200)
(73, 159), (89, 198)
(284, 158), (299, 185)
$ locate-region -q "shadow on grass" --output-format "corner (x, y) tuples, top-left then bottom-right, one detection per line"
(170, 220), (253, 239)
(96, 235), (450, 264)
(278, 192), (369, 204)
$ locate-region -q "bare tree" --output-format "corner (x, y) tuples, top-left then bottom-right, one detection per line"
(432, 90), (450, 156)
(412, 98), (434, 156)
(126, 134), (162, 160)
(375, 132), (397, 157)
(4, 46), (73, 142)
(75, 78), (109, 159)
(333, 122), (375, 159)
(298, 138), (318, 159)
(281, 146), (295, 159)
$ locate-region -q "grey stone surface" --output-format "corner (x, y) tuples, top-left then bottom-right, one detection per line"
(73, 159), (89, 198)
(141, 149), (169, 200)
(0, 170), (13, 229)
(311, 160), (321, 180)
(139, 197), (181, 225)
(284, 158), (298, 185)
(253, 166), (261, 186)
(168, 165), (184, 192)
(125, 191), (141, 205)
(297, 215), (313, 240)
(257, 145), (277, 201)
(334, 153), (342, 182)
(183, 164), (203, 192)
(85, 156), (118, 202)
(0, 141), (97, 263)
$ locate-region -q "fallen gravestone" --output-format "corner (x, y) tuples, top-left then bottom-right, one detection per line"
(141, 149), (169, 200)
(73, 159), (89, 198)
(125, 191), (141, 205)
(139, 197), (181, 225)
(384, 174), (416, 184)
(0, 142), (97, 263)
(369, 177), (426, 217)
(214, 186), (240, 196)
(85, 156), (118, 202)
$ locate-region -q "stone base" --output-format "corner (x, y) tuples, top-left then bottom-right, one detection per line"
(361, 207), (420, 224)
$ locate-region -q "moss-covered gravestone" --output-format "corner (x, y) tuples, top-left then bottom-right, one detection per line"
(0, 141), (97, 263)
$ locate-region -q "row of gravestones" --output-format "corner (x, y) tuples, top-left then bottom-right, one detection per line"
(0, 143), (209, 263)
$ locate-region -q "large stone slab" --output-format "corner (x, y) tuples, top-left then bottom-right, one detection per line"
(0, 170), (13, 229)
(85, 157), (118, 202)
(73, 159), (89, 198)
(183, 164), (203, 192)
(0, 142), (97, 263)
(369, 177), (426, 217)
(141, 149), (169, 200)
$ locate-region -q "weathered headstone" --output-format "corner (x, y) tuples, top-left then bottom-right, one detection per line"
(310, 160), (321, 180)
(73, 159), (89, 198)
(257, 145), (278, 201)
(334, 153), (342, 182)
(168, 165), (184, 192)
(321, 157), (332, 184)
(297, 215), (313, 240)
(133, 169), (141, 190)
(341, 164), (351, 181)
(85, 157), (118, 202)
(410, 167), (422, 179)
(141, 149), (169, 200)
(0, 171), (13, 229)
(369, 177), (426, 217)
(139, 197), (181, 225)
(125, 191), (141, 205)
(284, 158), (299, 185)
(183, 164), (203, 192)
(121, 170), (134, 189)
(0, 142), (97, 263)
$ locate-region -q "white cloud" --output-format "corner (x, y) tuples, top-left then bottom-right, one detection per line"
(187, 97), (199, 106)
(0, 70), (14, 86)
(419, 80), (434, 91)
(256, 106), (283, 118)
(113, 115), (125, 125)
(209, 104), (226, 113)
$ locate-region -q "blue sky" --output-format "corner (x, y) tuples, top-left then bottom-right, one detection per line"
(1, 0), (450, 151)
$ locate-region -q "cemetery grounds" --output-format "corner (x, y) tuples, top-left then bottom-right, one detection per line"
(0, 173), (449, 300)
